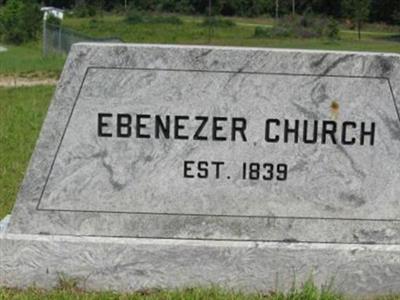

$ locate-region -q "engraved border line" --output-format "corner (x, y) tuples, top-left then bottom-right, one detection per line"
(36, 67), (400, 223)
(36, 67), (90, 210)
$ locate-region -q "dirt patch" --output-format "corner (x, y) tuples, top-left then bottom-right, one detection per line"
(0, 77), (57, 87)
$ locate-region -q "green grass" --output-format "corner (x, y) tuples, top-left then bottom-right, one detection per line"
(0, 85), (54, 218)
(0, 279), (346, 300)
(0, 43), (65, 78)
(1, 277), (400, 300)
(0, 14), (398, 78)
(63, 14), (400, 53)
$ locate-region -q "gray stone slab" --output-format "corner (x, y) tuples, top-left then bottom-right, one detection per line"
(7, 44), (400, 244)
(2, 232), (400, 295)
(2, 44), (400, 294)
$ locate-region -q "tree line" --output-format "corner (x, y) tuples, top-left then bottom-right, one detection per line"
(0, 0), (398, 45)
(0, 0), (399, 25)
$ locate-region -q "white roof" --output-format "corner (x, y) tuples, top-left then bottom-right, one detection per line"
(41, 7), (64, 13)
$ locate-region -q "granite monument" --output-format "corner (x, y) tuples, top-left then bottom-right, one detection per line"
(1, 43), (400, 294)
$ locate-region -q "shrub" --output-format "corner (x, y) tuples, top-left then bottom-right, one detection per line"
(122, 0), (273, 17)
(272, 26), (292, 37)
(325, 18), (340, 40)
(125, 10), (144, 24)
(392, 10), (400, 26)
(254, 26), (272, 38)
(73, 4), (96, 18)
(88, 18), (104, 29)
(46, 15), (62, 27)
(254, 26), (291, 38)
(150, 15), (183, 25)
(125, 10), (183, 25)
(89, 7), (99, 18)
(112, 3), (128, 15)
(200, 16), (236, 28)
(218, 0), (273, 17)
(285, 14), (323, 38)
(0, 0), (41, 45)
(156, 0), (195, 14)
(254, 14), (340, 39)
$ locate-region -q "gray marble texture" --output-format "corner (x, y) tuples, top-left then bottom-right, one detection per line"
(7, 44), (400, 244)
(2, 233), (400, 295)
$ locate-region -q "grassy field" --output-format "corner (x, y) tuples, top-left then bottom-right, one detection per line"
(63, 15), (400, 53)
(0, 43), (64, 78)
(0, 282), (345, 300)
(0, 14), (399, 79)
(0, 86), (54, 218)
(2, 277), (397, 300)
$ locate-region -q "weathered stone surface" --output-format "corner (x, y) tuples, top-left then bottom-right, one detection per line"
(7, 43), (400, 243)
(2, 233), (400, 295)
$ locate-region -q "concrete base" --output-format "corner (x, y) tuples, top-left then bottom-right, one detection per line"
(1, 232), (400, 295)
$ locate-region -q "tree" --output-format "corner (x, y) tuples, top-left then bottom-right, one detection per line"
(291, 0), (296, 16)
(370, 0), (399, 24)
(393, 10), (400, 26)
(342, 0), (370, 40)
(310, 0), (342, 18)
(0, 0), (41, 44)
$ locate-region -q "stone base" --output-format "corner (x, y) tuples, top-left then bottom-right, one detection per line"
(1, 232), (400, 295)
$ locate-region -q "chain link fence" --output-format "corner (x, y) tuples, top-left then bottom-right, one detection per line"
(43, 23), (123, 56)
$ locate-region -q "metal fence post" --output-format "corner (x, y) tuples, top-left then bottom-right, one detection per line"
(43, 18), (47, 57)
(58, 25), (62, 53)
